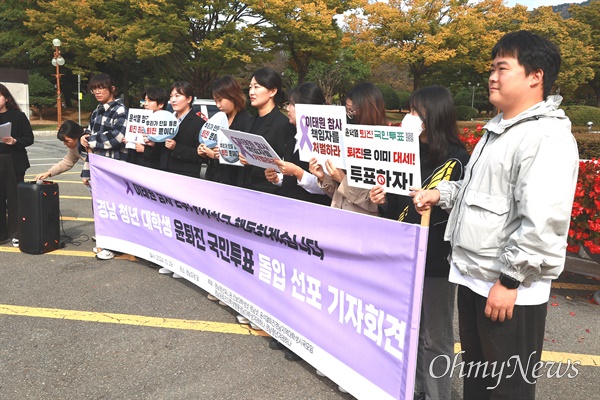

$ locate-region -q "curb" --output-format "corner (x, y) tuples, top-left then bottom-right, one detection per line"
(565, 256), (600, 279)
(33, 131), (57, 136)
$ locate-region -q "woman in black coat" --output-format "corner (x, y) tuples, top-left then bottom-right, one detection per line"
(0, 84), (34, 244)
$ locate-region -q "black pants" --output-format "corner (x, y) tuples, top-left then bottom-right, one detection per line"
(458, 285), (547, 400)
(0, 154), (19, 241)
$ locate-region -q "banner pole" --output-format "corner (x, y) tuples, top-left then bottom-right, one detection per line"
(420, 209), (431, 228)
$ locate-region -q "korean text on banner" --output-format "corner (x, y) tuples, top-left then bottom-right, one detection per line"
(124, 108), (153, 149)
(146, 110), (179, 142)
(345, 124), (421, 196)
(221, 128), (282, 172)
(295, 104), (346, 169)
(89, 154), (428, 400)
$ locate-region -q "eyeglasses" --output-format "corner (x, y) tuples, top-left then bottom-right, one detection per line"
(90, 87), (108, 94)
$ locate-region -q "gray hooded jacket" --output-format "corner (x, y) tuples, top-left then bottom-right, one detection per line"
(437, 96), (579, 286)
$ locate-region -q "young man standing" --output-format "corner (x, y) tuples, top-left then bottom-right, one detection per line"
(412, 30), (579, 399)
(80, 73), (128, 260)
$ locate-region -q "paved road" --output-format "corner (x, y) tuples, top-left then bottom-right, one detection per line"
(0, 133), (598, 400)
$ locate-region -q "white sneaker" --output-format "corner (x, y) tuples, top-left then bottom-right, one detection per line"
(207, 294), (219, 301)
(218, 300), (227, 306)
(158, 268), (171, 274)
(172, 273), (182, 279)
(338, 386), (348, 393)
(250, 322), (262, 331)
(96, 249), (114, 260)
(315, 370), (326, 377)
(91, 236), (96, 242)
(236, 315), (250, 324)
(12, 238), (19, 247)
(93, 247), (100, 254)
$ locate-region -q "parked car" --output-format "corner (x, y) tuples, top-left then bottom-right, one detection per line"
(192, 98), (219, 120)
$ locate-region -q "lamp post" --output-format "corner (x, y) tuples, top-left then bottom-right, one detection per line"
(468, 82), (479, 109)
(51, 38), (65, 129)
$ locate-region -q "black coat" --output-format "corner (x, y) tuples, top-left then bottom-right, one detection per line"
(0, 108), (34, 176)
(240, 107), (294, 194)
(158, 111), (205, 178)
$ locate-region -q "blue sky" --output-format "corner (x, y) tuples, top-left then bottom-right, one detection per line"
(504, 0), (586, 9)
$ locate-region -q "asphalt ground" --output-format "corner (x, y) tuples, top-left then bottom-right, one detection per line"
(0, 133), (598, 400)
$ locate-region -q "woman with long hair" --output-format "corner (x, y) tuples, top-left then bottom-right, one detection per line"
(198, 75), (252, 184)
(239, 68), (294, 194)
(0, 84), (34, 246)
(264, 82), (330, 205)
(308, 82), (385, 215)
(370, 85), (470, 400)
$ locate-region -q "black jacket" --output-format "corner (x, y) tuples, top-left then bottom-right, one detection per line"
(158, 111), (205, 178)
(382, 141), (470, 277)
(0, 108), (34, 176)
(240, 107), (294, 194)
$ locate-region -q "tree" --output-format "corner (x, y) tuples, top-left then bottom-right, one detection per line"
(0, 0), (39, 69)
(28, 72), (57, 120)
(570, 0), (600, 107)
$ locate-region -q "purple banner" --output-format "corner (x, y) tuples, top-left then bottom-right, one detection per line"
(89, 154), (427, 400)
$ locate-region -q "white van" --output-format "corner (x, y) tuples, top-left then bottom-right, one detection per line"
(192, 98), (219, 120)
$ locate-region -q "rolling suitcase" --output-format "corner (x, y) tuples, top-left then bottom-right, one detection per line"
(17, 181), (60, 254)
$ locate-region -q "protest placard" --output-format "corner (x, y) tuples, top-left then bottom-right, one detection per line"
(294, 104), (346, 168)
(124, 108), (153, 149)
(221, 128), (282, 172)
(199, 111), (228, 148)
(344, 124), (421, 196)
(145, 110), (179, 142)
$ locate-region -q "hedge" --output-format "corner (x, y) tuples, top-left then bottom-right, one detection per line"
(562, 105), (600, 127)
(375, 84), (400, 110)
(455, 105), (478, 121)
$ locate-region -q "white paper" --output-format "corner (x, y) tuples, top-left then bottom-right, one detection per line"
(0, 122), (12, 139)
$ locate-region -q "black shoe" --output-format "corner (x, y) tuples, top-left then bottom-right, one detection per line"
(283, 349), (301, 361)
(269, 338), (286, 350)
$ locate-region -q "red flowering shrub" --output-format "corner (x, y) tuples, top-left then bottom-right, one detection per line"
(568, 159), (600, 254)
(458, 126), (483, 154)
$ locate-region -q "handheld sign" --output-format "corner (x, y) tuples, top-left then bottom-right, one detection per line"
(221, 128), (282, 172)
(124, 108), (153, 149)
(295, 104), (346, 168)
(145, 110), (179, 142)
(344, 124), (421, 196)
(199, 111), (228, 148)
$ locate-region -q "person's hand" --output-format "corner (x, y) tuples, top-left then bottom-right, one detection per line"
(197, 144), (207, 157)
(165, 139), (176, 150)
(2, 136), (17, 145)
(274, 159), (301, 178)
(135, 143), (145, 153)
(410, 187), (440, 215)
(35, 172), (51, 181)
(143, 136), (155, 147)
(265, 168), (280, 184)
(308, 157), (324, 180)
(485, 280), (518, 322)
(325, 159), (345, 183)
(239, 154), (248, 166)
(369, 185), (386, 205)
(80, 134), (90, 148)
(82, 178), (90, 186)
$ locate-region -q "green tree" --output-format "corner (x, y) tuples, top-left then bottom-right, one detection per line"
(0, 0), (40, 69)
(570, 0), (600, 107)
(29, 72), (57, 120)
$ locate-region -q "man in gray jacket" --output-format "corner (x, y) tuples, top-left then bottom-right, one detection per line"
(411, 30), (579, 399)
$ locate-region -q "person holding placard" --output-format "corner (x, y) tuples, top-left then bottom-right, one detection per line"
(125, 86), (168, 168)
(0, 84), (34, 246)
(308, 82), (383, 216)
(157, 81), (204, 178)
(239, 68), (293, 194)
(198, 75), (252, 184)
(35, 120), (86, 181)
(370, 86), (469, 400)
(264, 82), (330, 206)
(79, 73), (128, 260)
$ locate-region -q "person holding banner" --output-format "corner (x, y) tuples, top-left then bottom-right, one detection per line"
(125, 86), (168, 168)
(239, 68), (293, 194)
(0, 84), (34, 246)
(35, 120), (87, 181)
(308, 82), (384, 216)
(264, 82), (330, 206)
(79, 73), (128, 260)
(198, 75), (252, 184)
(157, 81), (204, 178)
(412, 31), (578, 399)
(370, 86), (469, 400)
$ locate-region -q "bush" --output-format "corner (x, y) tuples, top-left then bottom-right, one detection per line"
(575, 133), (600, 159)
(562, 105), (600, 127)
(455, 105), (478, 121)
(81, 93), (100, 112)
(375, 84), (400, 110)
(397, 90), (411, 111)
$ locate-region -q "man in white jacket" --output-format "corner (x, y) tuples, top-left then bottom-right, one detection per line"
(412, 30), (579, 399)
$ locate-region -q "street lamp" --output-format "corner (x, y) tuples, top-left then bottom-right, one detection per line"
(51, 38), (65, 128)
(468, 82), (479, 109)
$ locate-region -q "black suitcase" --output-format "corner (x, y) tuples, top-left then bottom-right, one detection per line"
(17, 181), (60, 254)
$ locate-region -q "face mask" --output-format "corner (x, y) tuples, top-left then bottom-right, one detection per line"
(401, 113), (424, 135)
